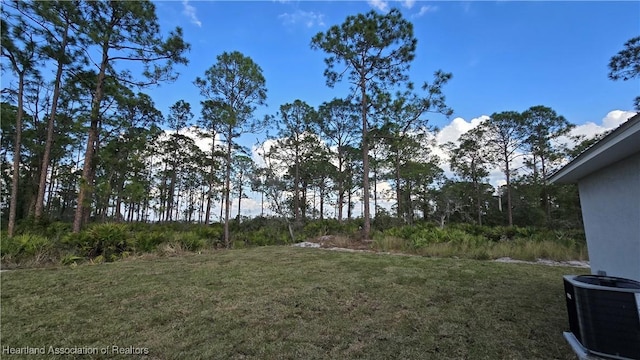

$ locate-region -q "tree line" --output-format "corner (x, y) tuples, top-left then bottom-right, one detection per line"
(2, 2), (637, 246)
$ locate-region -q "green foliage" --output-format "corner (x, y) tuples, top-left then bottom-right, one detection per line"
(371, 212), (406, 230)
(60, 254), (83, 266)
(379, 223), (437, 242)
(230, 217), (294, 246)
(1, 234), (51, 258)
(13, 217), (71, 240)
(234, 227), (290, 247)
(371, 223), (587, 261)
(301, 219), (359, 238)
(311, 8), (419, 239)
(608, 36), (640, 80)
(192, 224), (224, 247)
(311, 9), (416, 89)
(133, 231), (168, 253)
(195, 50), (268, 247)
(44, 221), (73, 241)
(171, 231), (205, 252)
(608, 36), (639, 110)
(1, 218), (588, 267)
(62, 223), (132, 261)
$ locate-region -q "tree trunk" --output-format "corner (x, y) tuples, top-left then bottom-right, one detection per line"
(73, 45), (109, 233)
(475, 179), (482, 226)
(504, 150), (513, 227)
(407, 182), (414, 224)
(237, 175), (243, 221)
(223, 128), (233, 247)
(166, 171), (176, 221)
(35, 22), (69, 221)
(319, 185), (325, 220)
(205, 136), (216, 224)
(294, 143), (300, 222)
(8, 73), (25, 237)
(541, 155), (550, 222)
(198, 185), (205, 223)
(261, 190), (264, 217)
(337, 156), (344, 222)
(174, 182), (181, 221)
(395, 152), (402, 220)
(360, 75), (371, 239)
(372, 153), (378, 216)
(205, 191), (212, 224)
(472, 160), (482, 226)
(219, 194), (224, 222)
(46, 159), (57, 214)
(301, 182), (308, 220)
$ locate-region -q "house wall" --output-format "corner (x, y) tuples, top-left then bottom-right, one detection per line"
(578, 152), (640, 281)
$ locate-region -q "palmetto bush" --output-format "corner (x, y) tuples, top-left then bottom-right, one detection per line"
(62, 223), (132, 261)
(171, 231), (206, 251)
(1, 233), (52, 258)
(133, 231), (169, 253)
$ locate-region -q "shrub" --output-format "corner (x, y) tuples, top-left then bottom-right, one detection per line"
(372, 236), (407, 252)
(172, 231), (206, 251)
(231, 218), (292, 246)
(61, 254), (83, 266)
(371, 213), (405, 230)
(193, 225), (224, 247)
(235, 228), (290, 247)
(1, 234), (18, 258)
(234, 217), (271, 232)
(1, 234), (51, 258)
(62, 223), (132, 261)
(133, 231), (168, 253)
(303, 219), (339, 237)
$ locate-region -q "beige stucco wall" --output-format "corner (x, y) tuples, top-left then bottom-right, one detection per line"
(578, 152), (640, 281)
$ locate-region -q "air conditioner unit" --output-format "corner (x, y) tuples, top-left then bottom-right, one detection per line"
(563, 275), (640, 360)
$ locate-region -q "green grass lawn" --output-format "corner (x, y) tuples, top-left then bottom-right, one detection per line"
(1, 246), (588, 359)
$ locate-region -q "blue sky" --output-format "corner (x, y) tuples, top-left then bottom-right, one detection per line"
(144, 0), (639, 217)
(149, 0), (639, 136)
(2, 0), (638, 218)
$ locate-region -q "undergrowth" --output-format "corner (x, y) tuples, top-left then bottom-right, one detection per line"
(0, 218), (587, 268)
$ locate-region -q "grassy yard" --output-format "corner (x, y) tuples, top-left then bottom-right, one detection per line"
(1, 246), (588, 359)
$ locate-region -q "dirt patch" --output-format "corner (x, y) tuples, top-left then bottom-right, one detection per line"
(292, 235), (383, 254)
(495, 257), (590, 268)
(293, 236), (590, 268)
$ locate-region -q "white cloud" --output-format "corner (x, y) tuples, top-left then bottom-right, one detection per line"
(163, 126), (221, 154)
(251, 139), (276, 169)
(368, 0), (427, 12)
(367, 0), (389, 12)
(601, 110), (635, 129)
(567, 122), (603, 140)
(429, 116), (493, 190)
(237, 197), (265, 218)
(436, 115), (488, 145)
(567, 110), (636, 140)
(400, 0), (416, 9)
(182, 0), (202, 27)
(433, 110), (637, 191)
(552, 110), (637, 151)
(434, 111), (636, 152)
(414, 5), (438, 17)
(278, 10), (325, 28)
